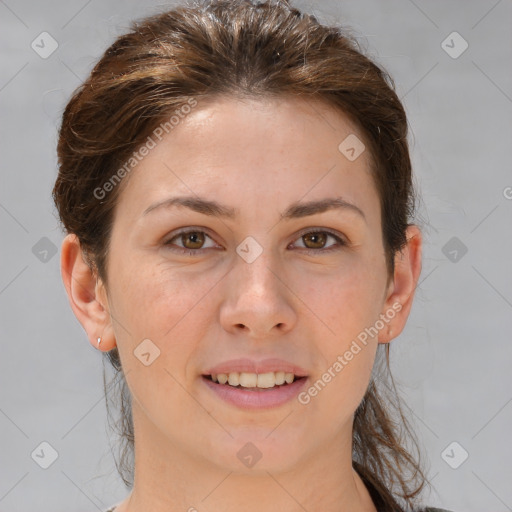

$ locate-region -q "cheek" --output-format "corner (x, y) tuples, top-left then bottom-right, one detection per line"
(294, 257), (384, 410)
(112, 259), (215, 336)
(109, 264), (215, 418)
(297, 257), (385, 343)
(108, 259), (225, 397)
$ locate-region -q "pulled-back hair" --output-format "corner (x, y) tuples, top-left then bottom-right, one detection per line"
(53, 1), (431, 510)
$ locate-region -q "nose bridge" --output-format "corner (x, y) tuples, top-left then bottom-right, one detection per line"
(234, 236), (281, 298)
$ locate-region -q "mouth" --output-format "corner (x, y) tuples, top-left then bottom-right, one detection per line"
(201, 371), (308, 409)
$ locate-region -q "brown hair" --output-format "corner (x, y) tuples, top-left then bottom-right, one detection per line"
(53, 1), (431, 509)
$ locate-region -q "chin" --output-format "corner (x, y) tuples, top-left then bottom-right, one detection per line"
(199, 428), (305, 475)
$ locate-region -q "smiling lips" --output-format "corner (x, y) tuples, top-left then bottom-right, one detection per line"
(202, 358), (309, 408)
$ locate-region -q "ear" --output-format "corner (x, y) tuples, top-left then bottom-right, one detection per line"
(378, 225), (422, 343)
(60, 234), (116, 351)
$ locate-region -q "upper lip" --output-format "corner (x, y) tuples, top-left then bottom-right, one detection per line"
(203, 358), (309, 377)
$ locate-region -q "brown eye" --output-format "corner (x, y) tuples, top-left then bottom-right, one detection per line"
(302, 232), (328, 249)
(180, 231), (205, 249)
(164, 229), (217, 254)
(292, 229), (346, 254)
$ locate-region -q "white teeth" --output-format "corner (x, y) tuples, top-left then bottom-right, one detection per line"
(257, 372), (276, 388)
(228, 372), (240, 386)
(275, 371), (285, 385)
(210, 371), (298, 388)
(239, 372), (258, 388)
(217, 373), (228, 384)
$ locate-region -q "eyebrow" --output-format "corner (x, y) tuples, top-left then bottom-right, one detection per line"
(142, 195), (366, 222)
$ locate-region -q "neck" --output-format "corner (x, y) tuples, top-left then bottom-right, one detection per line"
(114, 405), (377, 512)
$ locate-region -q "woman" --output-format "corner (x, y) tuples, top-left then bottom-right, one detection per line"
(53, 1), (453, 511)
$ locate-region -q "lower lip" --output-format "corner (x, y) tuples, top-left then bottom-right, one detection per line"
(201, 376), (308, 410)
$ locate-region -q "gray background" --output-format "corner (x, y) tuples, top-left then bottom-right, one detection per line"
(1, 0), (511, 511)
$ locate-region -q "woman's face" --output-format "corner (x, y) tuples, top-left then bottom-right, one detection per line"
(92, 96), (410, 473)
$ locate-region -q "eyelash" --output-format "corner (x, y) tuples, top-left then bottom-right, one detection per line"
(163, 227), (347, 256)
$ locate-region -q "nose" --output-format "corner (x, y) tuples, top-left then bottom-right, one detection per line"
(219, 247), (297, 339)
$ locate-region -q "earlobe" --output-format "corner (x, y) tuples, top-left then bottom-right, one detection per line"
(60, 234), (116, 351)
(377, 225), (422, 344)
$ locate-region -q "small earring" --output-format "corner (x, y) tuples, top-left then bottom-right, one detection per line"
(97, 337), (101, 347)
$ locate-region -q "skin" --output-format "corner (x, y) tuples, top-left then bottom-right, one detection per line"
(61, 96), (422, 512)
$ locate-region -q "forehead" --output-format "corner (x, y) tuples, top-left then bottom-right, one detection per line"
(163, 95), (369, 159)
(113, 95), (379, 224)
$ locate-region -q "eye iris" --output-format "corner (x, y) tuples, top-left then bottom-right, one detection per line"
(182, 231), (205, 249)
(304, 232), (327, 249)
